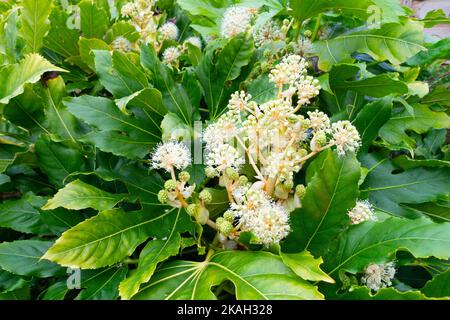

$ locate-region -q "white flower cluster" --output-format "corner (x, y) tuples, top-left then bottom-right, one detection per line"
(184, 36), (202, 48)
(221, 6), (256, 38)
(330, 121), (361, 156)
(151, 141), (191, 173)
(347, 200), (377, 225)
(253, 21), (285, 47)
(361, 262), (396, 291)
(120, 0), (158, 44)
(159, 22), (179, 40)
(162, 47), (182, 65)
(229, 183), (291, 245)
(111, 36), (132, 53)
(293, 37), (314, 56)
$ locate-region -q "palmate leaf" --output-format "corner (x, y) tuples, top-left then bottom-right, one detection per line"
(79, 0), (109, 39)
(0, 240), (65, 277)
(195, 33), (254, 119)
(42, 207), (192, 269)
(288, 0), (405, 23)
(42, 179), (128, 211)
(280, 250), (335, 283)
(64, 95), (160, 159)
(422, 269), (450, 298)
(314, 22), (426, 71)
(360, 153), (450, 218)
(283, 150), (361, 256)
(323, 217), (450, 276)
(119, 206), (194, 300)
(0, 53), (66, 104)
(35, 134), (87, 188)
(19, 0), (52, 53)
(132, 251), (323, 300)
(379, 104), (450, 152)
(76, 266), (128, 300)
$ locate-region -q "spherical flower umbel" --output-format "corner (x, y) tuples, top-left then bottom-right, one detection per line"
(307, 110), (330, 132)
(330, 120), (361, 156)
(221, 6), (254, 38)
(162, 46), (181, 65)
(111, 36), (132, 53)
(361, 262), (396, 291)
(159, 22), (179, 40)
(184, 36), (202, 48)
(151, 141), (191, 173)
(347, 200), (377, 225)
(269, 54), (308, 87)
(253, 20), (285, 47)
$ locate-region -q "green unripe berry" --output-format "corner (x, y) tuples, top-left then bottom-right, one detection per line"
(216, 217), (234, 236)
(223, 210), (235, 222)
(186, 203), (199, 216)
(199, 189), (213, 204)
(205, 166), (217, 178)
(178, 171), (190, 182)
(295, 184), (306, 199)
(157, 189), (169, 204)
(238, 175), (248, 185)
(304, 30), (312, 38)
(164, 179), (177, 191)
(225, 168), (239, 181)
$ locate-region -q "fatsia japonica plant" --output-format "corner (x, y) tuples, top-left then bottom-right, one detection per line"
(0, 0), (449, 301)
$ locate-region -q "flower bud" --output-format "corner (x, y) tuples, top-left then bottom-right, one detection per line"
(225, 167), (239, 181)
(216, 217), (234, 236)
(238, 175), (248, 185)
(205, 166), (217, 178)
(164, 179), (177, 191)
(295, 184), (306, 199)
(157, 189), (169, 204)
(223, 210), (234, 222)
(178, 171), (190, 182)
(283, 19), (290, 26)
(304, 30), (312, 38)
(199, 189), (213, 204)
(186, 203), (199, 216)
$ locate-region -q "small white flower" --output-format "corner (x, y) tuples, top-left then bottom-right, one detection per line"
(151, 141), (191, 172)
(162, 46), (181, 64)
(362, 262), (396, 291)
(307, 110), (330, 132)
(330, 120), (361, 156)
(159, 22), (179, 40)
(347, 200), (377, 225)
(112, 36), (132, 53)
(121, 3), (135, 17)
(296, 76), (321, 106)
(205, 143), (245, 173)
(221, 6), (254, 38)
(184, 36), (202, 48)
(253, 20), (285, 47)
(269, 54), (308, 87)
(228, 91), (252, 113)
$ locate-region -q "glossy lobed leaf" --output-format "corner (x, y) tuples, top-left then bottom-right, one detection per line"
(42, 179), (128, 211)
(283, 150), (361, 256)
(421, 269), (450, 298)
(76, 266), (128, 300)
(280, 250), (335, 283)
(19, 0), (52, 53)
(133, 251), (324, 300)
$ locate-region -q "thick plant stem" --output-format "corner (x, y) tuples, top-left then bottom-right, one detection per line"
(311, 14), (323, 42)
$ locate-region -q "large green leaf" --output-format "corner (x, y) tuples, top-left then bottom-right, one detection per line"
(280, 250), (335, 283)
(379, 104), (450, 151)
(35, 134), (87, 188)
(323, 217), (450, 276)
(288, 0), (405, 23)
(422, 269), (450, 298)
(325, 286), (435, 300)
(353, 98), (393, 152)
(132, 251), (324, 300)
(76, 266), (127, 300)
(119, 206), (193, 300)
(42, 179), (128, 211)
(314, 22), (426, 71)
(94, 50), (149, 100)
(42, 207), (192, 269)
(64, 95), (160, 159)
(0, 53), (66, 104)
(283, 150), (361, 256)
(195, 33), (254, 119)
(141, 44), (194, 125)
(360, 153), (450, 218)
(0, 194), (49, 234)
(79, 0), (109, 39)
(19, 0), (52, 53)
(0, 240), (64, 277)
